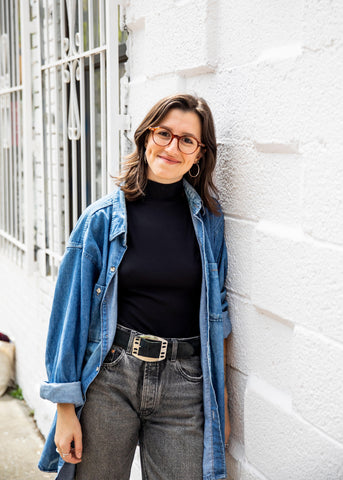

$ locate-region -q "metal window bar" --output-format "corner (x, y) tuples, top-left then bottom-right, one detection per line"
(35, 0), (128, 279)
(52, 0), (63, 257)
(35, 1), (49, 276)
(77, 0), (86, 213)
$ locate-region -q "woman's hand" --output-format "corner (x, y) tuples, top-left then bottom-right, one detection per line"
(55, 403), (83, 464)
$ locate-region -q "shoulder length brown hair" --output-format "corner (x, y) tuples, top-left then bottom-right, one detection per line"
(116, 93), (220, 215)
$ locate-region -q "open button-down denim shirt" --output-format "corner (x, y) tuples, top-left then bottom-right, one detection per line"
(39, 179), (231, 480)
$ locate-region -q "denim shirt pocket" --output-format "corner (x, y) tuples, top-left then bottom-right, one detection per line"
(208, 262), (223, 321)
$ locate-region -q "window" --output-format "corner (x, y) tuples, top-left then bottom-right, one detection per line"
(0, 0), (25, 266)
(0, 1), (128, 278)
(36, 0), (128, 278)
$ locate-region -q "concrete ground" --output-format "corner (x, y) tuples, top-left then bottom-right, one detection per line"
(0, 393), (143, 480)
(0, 393), (55, 480)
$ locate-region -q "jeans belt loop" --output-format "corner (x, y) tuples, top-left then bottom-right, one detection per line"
(170, 339), (178, 362)
(127, 329), (136, 354)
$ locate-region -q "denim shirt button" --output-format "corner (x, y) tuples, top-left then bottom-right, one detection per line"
(96, 287), (101, 295)
(96, 367), (99, 371)
(110, 266), (116, 273)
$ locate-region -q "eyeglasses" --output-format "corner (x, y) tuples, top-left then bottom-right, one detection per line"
(148, 126), (205, 155)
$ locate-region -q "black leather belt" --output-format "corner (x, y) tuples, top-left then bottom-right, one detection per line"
(113, 326), (200, 362)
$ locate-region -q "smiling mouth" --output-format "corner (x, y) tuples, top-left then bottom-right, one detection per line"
(159, 155), (180, 164)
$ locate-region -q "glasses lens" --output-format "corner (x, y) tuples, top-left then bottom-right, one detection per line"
(179, 136), (198, 154)
(153, 128), (172, 146)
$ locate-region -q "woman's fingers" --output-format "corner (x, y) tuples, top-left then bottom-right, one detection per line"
(56, 444), (82, 464)
(55, 403), (83, 464)
(73, 424), (83, 460)
(67, 449), (83, 464)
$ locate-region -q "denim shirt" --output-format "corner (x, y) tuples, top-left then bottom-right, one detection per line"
(38, 179), (231, 480)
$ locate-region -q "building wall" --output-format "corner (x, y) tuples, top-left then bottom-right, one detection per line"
(122, 1), (343, 479)
(0, 0), (58, 438)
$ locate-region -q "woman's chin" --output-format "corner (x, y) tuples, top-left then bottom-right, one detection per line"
(147, 169), (182, 184)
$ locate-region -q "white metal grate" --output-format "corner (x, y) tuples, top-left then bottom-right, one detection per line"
(0, 0), (128, 278)
(35, 0), (128, 278)
(0, 0), (25, 267)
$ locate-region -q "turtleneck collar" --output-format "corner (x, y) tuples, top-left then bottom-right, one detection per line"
(144, 179), (184, 201)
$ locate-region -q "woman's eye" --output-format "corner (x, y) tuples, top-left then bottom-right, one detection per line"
(182, 136), (196, 145)
(157, 129), (171, 139)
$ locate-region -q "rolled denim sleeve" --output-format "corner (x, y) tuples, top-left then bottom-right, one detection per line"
(40, 245), (98, 406)
(40, 381), (84, 406)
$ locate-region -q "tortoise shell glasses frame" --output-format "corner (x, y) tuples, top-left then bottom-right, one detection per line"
(148, 126), (206, 155)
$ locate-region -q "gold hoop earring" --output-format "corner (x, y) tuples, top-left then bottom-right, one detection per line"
(189, 162), (200, 178)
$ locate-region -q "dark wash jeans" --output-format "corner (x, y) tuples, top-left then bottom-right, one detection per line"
(75, 327), (204, 480)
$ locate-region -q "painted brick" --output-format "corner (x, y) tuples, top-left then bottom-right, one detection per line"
(303, 142), (343, 245)
(245, 376), (343, 479)
(240, 465), (269, 480)
(296, 46), (343, 144)
(248, 311), (292, 392)
(144, 0), (216, 77)
(0, 253), (55, 438)
(126, 24), (146, 81)
(216, 0), (303, 68)
(251, 222), (343, 343)
(228, 296), (293, 392)
(249, 56), (303, 148)
(124, 0), (153, 30)
(215, 144), (303, 225)
(292, 326), (343, 443)
(227, 367), (247, 443)
(303, 0), (343, 51)
(206, 43), (343, 148)
(227, 297), (251, 374)
(224, 218), (254, 299)
(35, 397), (56, 438)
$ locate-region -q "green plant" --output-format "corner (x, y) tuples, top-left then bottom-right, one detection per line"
(9, 385), (24, 400)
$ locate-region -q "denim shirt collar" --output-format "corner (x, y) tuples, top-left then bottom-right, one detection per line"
(108, 178), (203, 244)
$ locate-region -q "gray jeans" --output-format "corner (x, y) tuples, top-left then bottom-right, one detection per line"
(75, 328), (204, 480)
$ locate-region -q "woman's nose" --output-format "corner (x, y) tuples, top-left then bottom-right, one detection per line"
(165, 137), (179, 153)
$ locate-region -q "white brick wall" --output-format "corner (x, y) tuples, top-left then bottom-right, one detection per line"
(123, 0), (343, 479)
(1, 1), (343, 479)
(0, 253), (55, 437)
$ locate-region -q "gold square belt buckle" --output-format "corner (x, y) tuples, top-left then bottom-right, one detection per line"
(132, 334), (168, 362)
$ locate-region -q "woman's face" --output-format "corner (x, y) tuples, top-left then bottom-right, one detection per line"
(145, 108), (202, 184)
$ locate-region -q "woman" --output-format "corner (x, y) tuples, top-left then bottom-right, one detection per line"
(39, 94), (231, 480)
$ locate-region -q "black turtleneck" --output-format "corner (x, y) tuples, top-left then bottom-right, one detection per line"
(117, 179), (202, 338)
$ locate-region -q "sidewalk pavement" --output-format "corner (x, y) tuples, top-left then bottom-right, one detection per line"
(0, 393), (55, 480)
